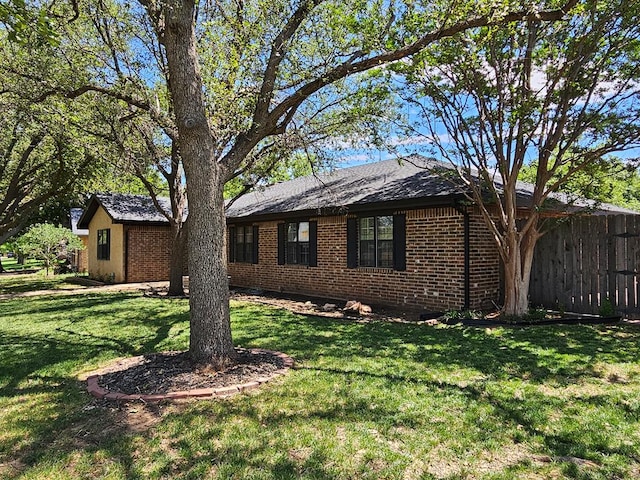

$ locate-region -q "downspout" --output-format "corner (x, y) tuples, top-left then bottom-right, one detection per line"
(454, 200), (471, 310)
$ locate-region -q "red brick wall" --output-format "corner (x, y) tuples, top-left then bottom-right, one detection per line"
(468, 210), (502, 309)
(126, 225), (172, 282)
(228, 207), (501, 312)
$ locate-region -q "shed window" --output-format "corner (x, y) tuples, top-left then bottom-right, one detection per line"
(97, 229), (110, 260)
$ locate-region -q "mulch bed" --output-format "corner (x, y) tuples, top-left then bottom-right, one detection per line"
(91, 348), (287, 398)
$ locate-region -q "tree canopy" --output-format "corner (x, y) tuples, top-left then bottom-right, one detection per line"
(519, 158), (640, 212)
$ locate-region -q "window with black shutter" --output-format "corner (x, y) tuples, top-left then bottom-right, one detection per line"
(277, 220), (317, 266)
(229, 225), (258, 263)
(346, 214), (405, 270)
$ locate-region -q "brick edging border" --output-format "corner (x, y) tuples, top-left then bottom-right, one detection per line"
(86, 348), (294, 402)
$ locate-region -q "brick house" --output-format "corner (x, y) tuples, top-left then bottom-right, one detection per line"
(77, 194), (180, 283)
(226, 157), (502, 312)
(80, 157), (629, 310)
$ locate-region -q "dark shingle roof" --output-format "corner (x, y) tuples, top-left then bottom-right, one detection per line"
(226, 154), (638, 219)
(78, 157), (637, 227)
(70, 208), (89, 236)
(77, 193), (172, 228)
(226, 155), (463, 219)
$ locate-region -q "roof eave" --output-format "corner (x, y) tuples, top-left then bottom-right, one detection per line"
(225, 194), (465, 223)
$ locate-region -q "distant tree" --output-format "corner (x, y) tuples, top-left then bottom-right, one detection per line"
(0, 23), (127, 245)
(520, 158), (640, 212)
(17, 223), (84, 275)
(395, 0), (640, 315)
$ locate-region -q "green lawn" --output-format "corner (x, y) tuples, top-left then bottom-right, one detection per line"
(0, 256), (44, 274)
(0, 279), (639, 479)
(0, 271), (87, 295)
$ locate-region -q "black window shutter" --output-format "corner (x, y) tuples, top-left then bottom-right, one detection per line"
(228, 226), (236, 262)
(277, 223), (285, 265)
(346, 217), (358, 268)
(309, 221), (318, 267)
(393, 213), (406, 271)
(252, 225), (259, 264)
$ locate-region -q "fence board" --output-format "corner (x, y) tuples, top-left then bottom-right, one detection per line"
(594, 216), (607, 312)
(625, 216), (636, 313)
(578, 217), (591, 312)
(607, 216), (618, 309)
(565, 220), (577, 310)
(599, 217), (610, 312)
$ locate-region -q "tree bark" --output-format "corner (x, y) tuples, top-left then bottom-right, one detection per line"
(160, 0), (236, 367)
(502, 229), (537, 316)
(167, 221), (185, 296)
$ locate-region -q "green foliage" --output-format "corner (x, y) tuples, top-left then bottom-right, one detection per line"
(599, 298), (616, 317)
(16, 223), (84, 275)
(442, 309), (484, 321)
(520, 158), (640, 212)
(0, 0), (60, 45)
(0, 24), (133, 243)
(224, 151), (313, 199)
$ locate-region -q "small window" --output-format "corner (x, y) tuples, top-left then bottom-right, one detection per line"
(358, 216), (393, 268)
(229, 225), (258, 263)
(286, 221), (310, 265)
(97, 229), (110, 260)
(277, 221), (317, 267)
(348, 214), (405, 270)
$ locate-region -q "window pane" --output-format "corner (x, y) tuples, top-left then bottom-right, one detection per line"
(298, 222), (309, 242)
(287, 242), (297, 264)
(377, 239), (393, 268)
(359, 240), (375, 267)
(287, 223), (298, 242)
(377, 216), (393, 240)
(97, 229), (110, 260)
(244, 241), (253, 263)
(233, 226), (242, 262)
(244, 227), (253, 263)
(299, 242), (309, 265)
(359, 217), (374, 240)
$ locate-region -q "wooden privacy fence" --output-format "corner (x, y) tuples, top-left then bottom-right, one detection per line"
(529, 214), (640, 317)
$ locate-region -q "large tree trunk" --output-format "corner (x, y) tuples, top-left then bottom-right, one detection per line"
(167, 222), (185, 296)
(161, 0), (236, 367)
(502, 229), (537, 316)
